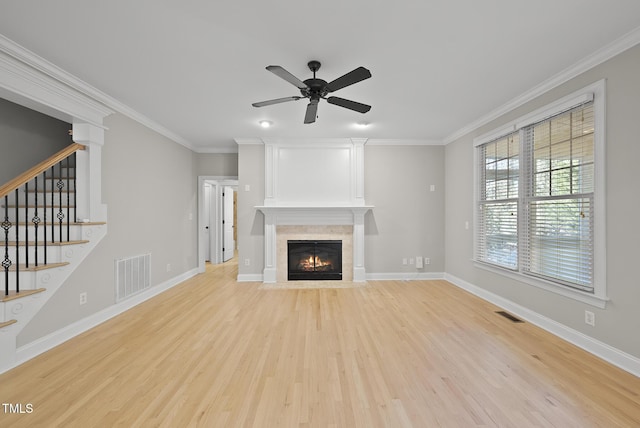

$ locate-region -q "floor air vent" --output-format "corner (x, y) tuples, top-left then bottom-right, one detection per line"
(496, 311), (524, 323)
(116, 253), (151, 302)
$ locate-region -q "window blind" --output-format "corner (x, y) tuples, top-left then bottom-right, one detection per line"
(522, 103), (595, 291)
(476, 133), (520, 269)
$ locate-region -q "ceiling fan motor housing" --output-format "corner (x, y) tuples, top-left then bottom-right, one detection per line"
(301, 78), (329, 100)
(302, 60), (328, 100)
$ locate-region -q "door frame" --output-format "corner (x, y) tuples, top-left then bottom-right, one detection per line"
(197, 175), (238, 273)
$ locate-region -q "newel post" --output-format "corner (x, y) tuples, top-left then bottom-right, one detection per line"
(72, 123), (108, 222)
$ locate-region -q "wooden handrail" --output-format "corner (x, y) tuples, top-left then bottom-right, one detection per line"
(0, 143), (85, 199)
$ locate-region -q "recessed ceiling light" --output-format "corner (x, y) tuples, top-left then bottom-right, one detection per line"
(355, 122), (370, 128)
(259, 120), (273, 128)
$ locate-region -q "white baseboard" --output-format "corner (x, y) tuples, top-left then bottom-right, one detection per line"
(444, 273), (640, 378)
(367, 272), (445, 281)
(8, 269), (638, 379)
(9, 268), (199, 374)
(237, 274), (263, 282)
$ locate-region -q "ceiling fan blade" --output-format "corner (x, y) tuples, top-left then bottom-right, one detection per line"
(326, 66), (372, 92)
(304, 99), (319, 124)
(266, 65), (308, 89)
(252, 96), (302, 107)
(326, 96), (371, 113)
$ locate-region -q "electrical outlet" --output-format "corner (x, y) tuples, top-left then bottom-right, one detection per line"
(424, 257), (430, 265)
(409, 258), (414, 265)
(416, 256), (423, 269)
(402, 258), (407, 265)
(166, 263), (171, 272)
(79, 292), (87, 305)
(585, 310), (595, 326)
(244, 258), (251, 266)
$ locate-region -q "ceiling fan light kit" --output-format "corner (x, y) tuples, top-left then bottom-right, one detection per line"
(252, 60), (371, 124)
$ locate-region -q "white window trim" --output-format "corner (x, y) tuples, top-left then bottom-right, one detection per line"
(473, 79), (607, 308)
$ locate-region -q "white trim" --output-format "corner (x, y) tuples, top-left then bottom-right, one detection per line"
(197, 176), (239, 273)
(6, 268), (199, 375)
(473, 123), (517, 147)
(473, 80), (607, 302)
(444, 26), (640, 144)
(234, 138), (263, 145)
(193, 145), (240, 154)
(473, 262), (608, 309)
(515, 92), (594, 129)
(6, 269), (638, 378)
(444, 273), (640, 378)
(0, 35), (113, 127)
(366, 138), (444, 146)
(366, 272), (445, 281)
(237, 274), (264, 282)
(0, 33), (197, 151)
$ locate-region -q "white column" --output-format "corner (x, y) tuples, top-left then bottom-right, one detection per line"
(72, 123), (107, 222)
(263, 212), (277, 282)
(351, 138), (367, 207)
(263, 143), (276, 206)
(352, 208), (367, 281)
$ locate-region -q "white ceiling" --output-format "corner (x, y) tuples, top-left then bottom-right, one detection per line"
(1, 1), (640, 152)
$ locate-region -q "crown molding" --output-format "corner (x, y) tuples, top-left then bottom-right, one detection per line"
(366, 138), (443, 146)
(0, 33), (197, 150)
(0, 34), (113, 127)
(443, 25), (640, 145)
(234, 138), (263, 145)
(193, 144), (240, 154)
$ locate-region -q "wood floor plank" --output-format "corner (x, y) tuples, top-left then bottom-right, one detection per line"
(1, 260), (639, 427)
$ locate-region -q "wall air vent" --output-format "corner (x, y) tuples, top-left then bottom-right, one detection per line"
(115, 253), (151, 302)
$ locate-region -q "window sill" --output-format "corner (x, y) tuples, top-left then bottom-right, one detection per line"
(473, 261), (608, 309)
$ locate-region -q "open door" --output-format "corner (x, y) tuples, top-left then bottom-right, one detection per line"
(222, 186), (235, 262)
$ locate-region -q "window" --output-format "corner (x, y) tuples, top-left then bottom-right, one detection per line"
(474, 81), (606, 304)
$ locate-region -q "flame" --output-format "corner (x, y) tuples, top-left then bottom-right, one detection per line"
(298, 255), (333, 271)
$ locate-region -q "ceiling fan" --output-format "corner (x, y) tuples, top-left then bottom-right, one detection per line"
(252, 60), (372, 124)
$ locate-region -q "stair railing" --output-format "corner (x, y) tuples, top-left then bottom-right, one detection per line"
(0, 143), (85, 296)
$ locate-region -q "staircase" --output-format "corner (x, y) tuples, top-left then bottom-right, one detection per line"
(0, 143), (107, 372)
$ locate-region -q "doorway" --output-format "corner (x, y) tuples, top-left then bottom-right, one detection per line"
(198, 176), (238, 273)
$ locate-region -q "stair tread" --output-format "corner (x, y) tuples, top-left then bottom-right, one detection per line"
(16, 221), (106, 226)
(8, 262), (70, 272)
(2, 288), (46, 302)
(0, 319), (17, 328)
(7, 240), (90, 246)
(25, 190), (74, 194)
(2, 205), (75, 208)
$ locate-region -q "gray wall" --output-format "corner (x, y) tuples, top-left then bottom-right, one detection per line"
(236, 143), (446, 278)
(237, 144), (264, 276)
(195, 153), (238, 177)
(0, 97), (71, 184)
(364, 145), (445, 275)
(445, 44), (640, 359)
(18, 113), (199, 346)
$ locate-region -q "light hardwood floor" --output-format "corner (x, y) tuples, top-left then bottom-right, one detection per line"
(1, 259), (639, 427)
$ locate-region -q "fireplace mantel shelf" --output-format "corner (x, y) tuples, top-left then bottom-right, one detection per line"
(255, 205), (373, 226)
(255, 205), (374, 212)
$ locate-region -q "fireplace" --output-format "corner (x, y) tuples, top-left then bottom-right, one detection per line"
(288, 240), (342, 281)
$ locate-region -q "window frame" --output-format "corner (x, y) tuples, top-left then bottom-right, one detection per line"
(473, 80), (607, 308)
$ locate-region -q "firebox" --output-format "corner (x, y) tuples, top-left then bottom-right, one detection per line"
(287, 240), (342, 281)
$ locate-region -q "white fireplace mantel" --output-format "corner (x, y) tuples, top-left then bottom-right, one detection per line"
(256, 205), (373, 283)
(256, 138), (371, 283)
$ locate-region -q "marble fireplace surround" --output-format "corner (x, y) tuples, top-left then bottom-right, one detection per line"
(255, 138), (372, 283)
(255, 206), (372, 282)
